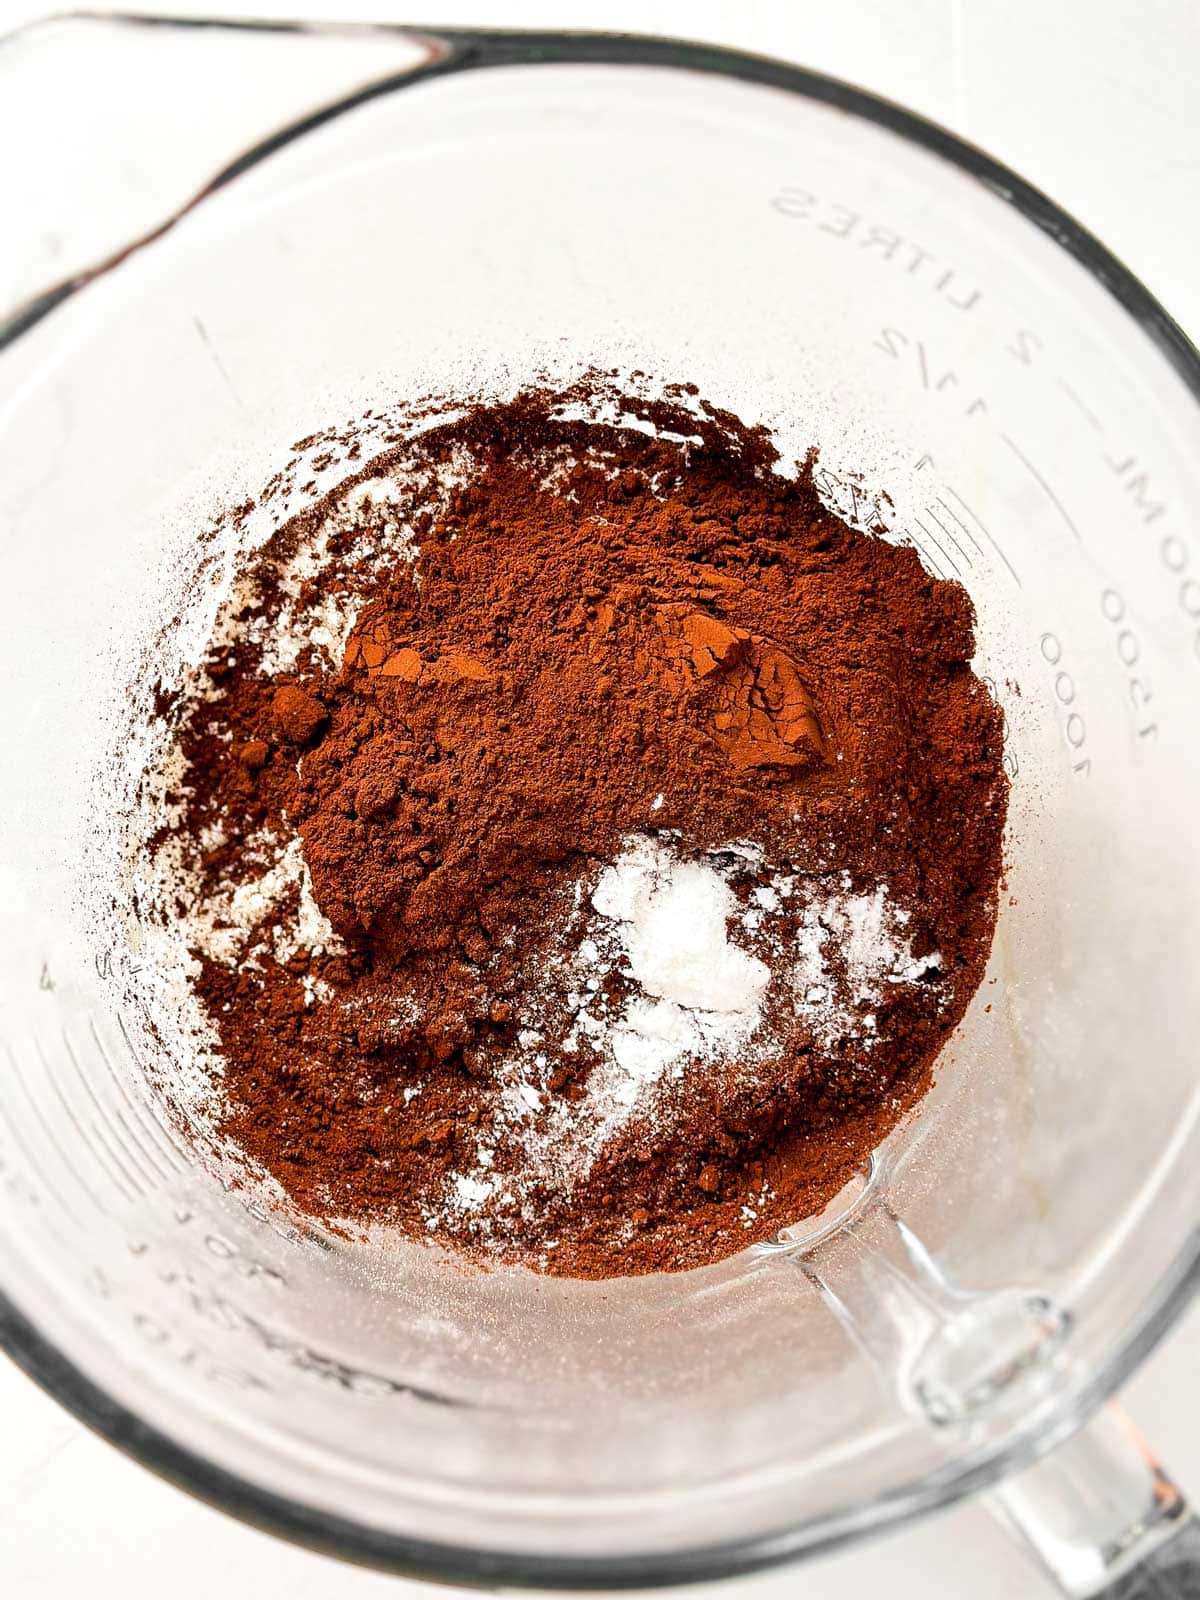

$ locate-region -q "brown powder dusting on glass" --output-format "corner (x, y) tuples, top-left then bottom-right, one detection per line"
(147, 381), (1007, 1278)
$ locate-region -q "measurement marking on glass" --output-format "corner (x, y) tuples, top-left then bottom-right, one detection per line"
(1056, 376), (1102, 431)
(912, 514), (962, 576)
(113, 1104), (172, 1187)
(28, 1049), (120, 1222)
(1106, 453), (1166, 524)
(1039, 632), (1091, 776)
(940, 491), (1023, 589)
(24, 1040), (103, 1226)
(61, 1026), (163, 1190)
(1100, 588), (1159, 742)
(1158, 532), (1200, 663)
(980, 674), (1020, 781)
(904, 527), (949, 580)
(0, 1038), (88, 1228)
(932, 498), (985, 560)
(92, 1017), (188, 1177)
(88, 1118), (146, 1200)
(882, 513), (947, 579)
(192, 316), (243, 408)
(113, 1011), (194, 1169)
(56, 1031), (147, 1201)
(63, 1027), (168, 1189)
(35, 1035), (132, 1210)
(1001, 433), (1083, 545)
(922, 505), (973, 568)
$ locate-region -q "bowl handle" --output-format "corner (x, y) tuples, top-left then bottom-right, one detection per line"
(993, 1406), (1198, 1599)
(764, 1187), (1196, 1596)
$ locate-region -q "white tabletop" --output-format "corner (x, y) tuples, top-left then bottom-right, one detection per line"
(3, 1), (1198, 1594)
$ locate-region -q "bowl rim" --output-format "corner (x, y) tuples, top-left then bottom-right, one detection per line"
(2, 17), (1198, 1591)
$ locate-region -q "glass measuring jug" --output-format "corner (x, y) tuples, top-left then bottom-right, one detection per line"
(1, 17), (1199, 1595)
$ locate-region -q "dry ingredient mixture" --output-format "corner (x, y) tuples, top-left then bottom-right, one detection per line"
(141, 380), (1007, 1277)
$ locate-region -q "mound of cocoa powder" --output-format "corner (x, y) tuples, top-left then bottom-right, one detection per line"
(151, 381), (1007, 1278)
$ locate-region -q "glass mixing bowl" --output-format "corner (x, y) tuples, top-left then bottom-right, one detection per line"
(1, 17), (1199, 1596)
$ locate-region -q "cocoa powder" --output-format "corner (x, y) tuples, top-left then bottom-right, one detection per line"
(151, 381), (1007, 1278)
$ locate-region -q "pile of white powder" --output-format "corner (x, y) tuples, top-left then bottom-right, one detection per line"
(428, 832), (941, 1235)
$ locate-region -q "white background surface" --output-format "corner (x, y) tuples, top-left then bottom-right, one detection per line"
(2, 0), (1198, 1594)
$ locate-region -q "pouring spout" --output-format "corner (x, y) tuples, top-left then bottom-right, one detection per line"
(0, 12), (443, 347)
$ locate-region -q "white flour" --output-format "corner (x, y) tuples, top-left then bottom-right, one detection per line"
(588, 834), (769, 1079)
(182, 833), (343, 969)
(428, 833), (942, 1235)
